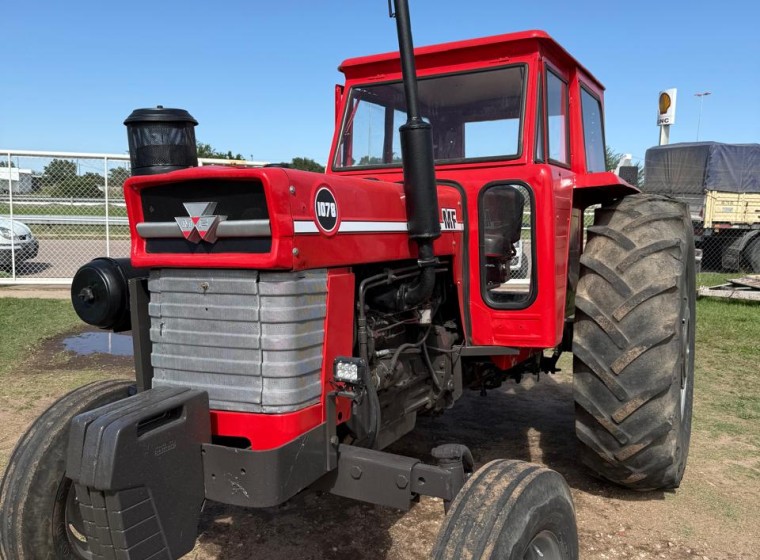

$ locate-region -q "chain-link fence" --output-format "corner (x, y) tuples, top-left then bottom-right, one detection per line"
(695, 226), (759, 282)
(639, 142), (760, 285)
(2, 151), (739, 287)
(0, 150), (265, 284)
(1, 151), (130, 283)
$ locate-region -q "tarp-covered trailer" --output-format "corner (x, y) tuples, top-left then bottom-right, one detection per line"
(644, 142), (760, 271)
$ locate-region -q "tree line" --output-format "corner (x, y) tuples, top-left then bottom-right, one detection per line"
(34, 145), (325, 197)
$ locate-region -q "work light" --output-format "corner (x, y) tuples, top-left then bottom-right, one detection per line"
(333, 357), (367, 385)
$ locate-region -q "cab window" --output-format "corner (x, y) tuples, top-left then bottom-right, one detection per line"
(334, 65), (526, 169)
(581, 87), (606, 173)
(546, 70), (569, 165)
(480, 184), (534, 308)
(535, 72), (545, 162)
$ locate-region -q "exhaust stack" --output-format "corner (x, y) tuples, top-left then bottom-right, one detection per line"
(390, 0), (440, 306)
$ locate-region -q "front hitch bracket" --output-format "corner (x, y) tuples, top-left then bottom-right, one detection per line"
(317, 442), (472, 511)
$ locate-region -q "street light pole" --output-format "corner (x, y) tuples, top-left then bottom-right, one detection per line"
(695, 91), (711, 141)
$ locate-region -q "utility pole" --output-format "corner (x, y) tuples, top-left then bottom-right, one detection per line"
(695, 91), (711, 141)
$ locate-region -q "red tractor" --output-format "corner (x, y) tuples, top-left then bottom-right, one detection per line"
(0, 3), (695, 559)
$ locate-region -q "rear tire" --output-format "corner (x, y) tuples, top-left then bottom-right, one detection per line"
(0, 380), (132, 559)
(432, 460), (578, 560)
(573, 194), (695, 490)
(745, 237), (760, 273)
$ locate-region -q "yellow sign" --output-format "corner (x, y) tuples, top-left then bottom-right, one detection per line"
(657, 88), (677, 126)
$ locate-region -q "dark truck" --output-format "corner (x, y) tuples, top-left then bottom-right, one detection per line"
(644, 142), (760, 272)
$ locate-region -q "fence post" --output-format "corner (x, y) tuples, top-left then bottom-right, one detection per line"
(6, 151), (16, 280)
(104, 156), (110, 257)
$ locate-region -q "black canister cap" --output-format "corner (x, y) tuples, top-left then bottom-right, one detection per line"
(124, 106), (198, 125)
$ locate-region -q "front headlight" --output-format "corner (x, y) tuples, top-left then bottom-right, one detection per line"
(0, 227), (12, 240)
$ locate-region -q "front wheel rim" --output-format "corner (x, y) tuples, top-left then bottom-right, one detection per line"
(63, 480), (90, 558)
(679, 295), (692, 419)
(524, 530), (563, 560)
(681, 317), (690, 419)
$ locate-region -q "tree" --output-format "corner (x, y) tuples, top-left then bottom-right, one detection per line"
(41, 159), (78, 193)
(43, 159), (77, 181)
(605, 146), (643, 188)
(74, 172), (106, 198)
(289, 157), (325, 173)
(108, 167), (131, 190)
(40, 159), (104, 197)
(0, 161), (15, 167)
(357, 156), (384, 167)
(604, 146), (624, 172)
(196, 142), (244, 160)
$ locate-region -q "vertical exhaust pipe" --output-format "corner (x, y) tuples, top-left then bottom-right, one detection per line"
(389, 0), (440, 306)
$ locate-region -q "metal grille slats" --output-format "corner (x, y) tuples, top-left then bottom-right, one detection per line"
(149, 268), (327, 413)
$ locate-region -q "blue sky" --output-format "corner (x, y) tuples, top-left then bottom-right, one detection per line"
(2, 0), (758, 167)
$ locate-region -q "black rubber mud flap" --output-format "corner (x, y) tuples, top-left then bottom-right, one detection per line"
(66, 386), (210, 560)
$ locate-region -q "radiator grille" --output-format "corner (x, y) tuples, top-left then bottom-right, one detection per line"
(141, 179), (271, 254)
(148, 268), (327, 413)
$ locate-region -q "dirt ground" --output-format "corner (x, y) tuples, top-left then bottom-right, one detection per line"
(1, 327), (758, 559)
(0, 285), (70, 300)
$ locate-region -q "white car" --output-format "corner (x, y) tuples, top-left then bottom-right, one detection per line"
(509, 239), (530, 279)
(0, 217), (39, 267)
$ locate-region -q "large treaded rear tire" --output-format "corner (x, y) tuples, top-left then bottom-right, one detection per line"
(432, 460), (578, 560)
(0, 380), (132, 560)
(745, 237), (760, 273)
(573, 194), (695, 490)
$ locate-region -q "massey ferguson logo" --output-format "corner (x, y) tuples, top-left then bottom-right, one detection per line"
(314, 186), (338, 234)
(442, 208), (457, 230)
(175, 202), (226, 243)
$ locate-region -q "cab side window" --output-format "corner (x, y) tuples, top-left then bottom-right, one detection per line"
(535, 73), (545, 162)
(547, 70), (569, 165)
(480, 184), (534, 307)
(581, 87), (606, 173)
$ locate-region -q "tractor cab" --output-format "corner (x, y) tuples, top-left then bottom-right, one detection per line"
(330, 30), (616, 176)
(329, 30), (637, 357)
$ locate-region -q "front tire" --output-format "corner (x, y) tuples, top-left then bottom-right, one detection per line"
(0, 380), (132, 559)
(573, 194), (695, 490)
(432, 460), (578, 560)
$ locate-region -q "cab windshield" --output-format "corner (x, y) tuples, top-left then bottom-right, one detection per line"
(334, 65), (526, 169)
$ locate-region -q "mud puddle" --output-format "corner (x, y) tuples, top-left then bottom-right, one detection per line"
(63, 332), (133, 356)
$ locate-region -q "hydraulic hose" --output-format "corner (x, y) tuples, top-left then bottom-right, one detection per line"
(362, 360), (382, 449)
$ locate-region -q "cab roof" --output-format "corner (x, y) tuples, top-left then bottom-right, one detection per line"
(339, 29), (604, 90)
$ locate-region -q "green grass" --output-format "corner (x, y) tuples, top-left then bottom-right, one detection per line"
(697, 272), (735, 288)
(696, 298), (760, 357)
(693, 298), (760, 449)
(0, 298), (80, 375)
